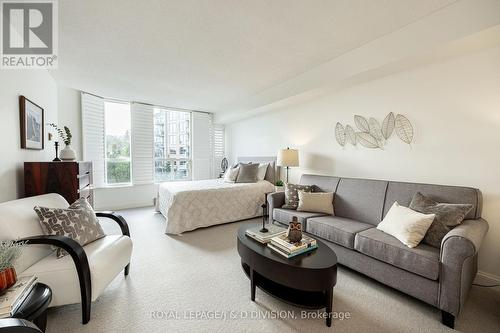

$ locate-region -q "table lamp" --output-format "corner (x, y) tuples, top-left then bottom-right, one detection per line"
(277, 147), (299, 183)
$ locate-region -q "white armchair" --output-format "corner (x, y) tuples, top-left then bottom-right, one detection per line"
(0, 194), (133, 324)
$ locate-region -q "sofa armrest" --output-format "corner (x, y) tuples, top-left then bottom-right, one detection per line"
(267, 192), (285, 220)
(439, 218), (489, 316)
(96, 211), (130, 237)
(16, 235), (92, 324)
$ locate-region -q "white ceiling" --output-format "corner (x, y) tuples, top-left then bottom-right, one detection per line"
(50, 0), (499, 122)
(52, 1), (454, 108)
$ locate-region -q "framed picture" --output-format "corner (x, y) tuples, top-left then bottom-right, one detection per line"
(20, 96), (44, 150)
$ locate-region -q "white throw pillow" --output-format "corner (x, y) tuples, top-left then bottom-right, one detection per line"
(223, 166), (239, 182)
(257, 163), (269, 181)
(377, 202), (435, 248)
(296, 191), (334, 215)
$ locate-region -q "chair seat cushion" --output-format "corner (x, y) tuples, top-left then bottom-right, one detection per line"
(354, 228), (440, 280)
(306, 216), (373, 249)
(21, 235), (133, 306)
(273, 208), (325, 227)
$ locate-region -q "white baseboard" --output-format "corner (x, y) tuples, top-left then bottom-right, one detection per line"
(475, 271), (500, 288)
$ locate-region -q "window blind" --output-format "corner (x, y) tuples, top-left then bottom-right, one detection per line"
(191, 112), (212, 180)
(81, 93), (105, 187)
(212, 124), (225, 178)
(131, 103), (154, 185)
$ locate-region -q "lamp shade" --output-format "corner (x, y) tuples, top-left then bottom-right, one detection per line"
(277, 148), (299, 167)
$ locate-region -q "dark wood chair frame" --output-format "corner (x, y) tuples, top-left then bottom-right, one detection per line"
(15, 212), (130, 324)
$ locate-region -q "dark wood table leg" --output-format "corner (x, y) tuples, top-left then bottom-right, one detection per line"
(250, 267), (256, 301)
(325, 287), (333, 327)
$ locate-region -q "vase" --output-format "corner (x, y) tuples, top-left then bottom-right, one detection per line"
(60, 144), (77, 161)
(0, 267), (17, 294)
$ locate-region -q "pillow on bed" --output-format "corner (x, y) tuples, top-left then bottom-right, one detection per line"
(257, 163), (269, 181)
(223, 166), (239, 182)
(235, 163), (259, 183)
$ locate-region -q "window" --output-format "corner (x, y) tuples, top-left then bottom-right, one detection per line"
(104, 101), (131, 184)
(154, 109), (191, 182)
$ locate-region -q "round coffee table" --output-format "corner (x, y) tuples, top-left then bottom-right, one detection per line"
(237, 224), (338, 327)
(12, 283), (52, 332)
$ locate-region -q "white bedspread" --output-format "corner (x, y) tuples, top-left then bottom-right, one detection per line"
(158, 179), (275, 234)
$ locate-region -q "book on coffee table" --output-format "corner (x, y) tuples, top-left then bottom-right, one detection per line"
(245, 224), (287, 244)
(268, 242), (318, 258)
(270, 234), (317, 253)
(0, 275), (38, 318)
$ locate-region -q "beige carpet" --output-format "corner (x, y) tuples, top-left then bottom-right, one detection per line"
(46, 207), (500, 333)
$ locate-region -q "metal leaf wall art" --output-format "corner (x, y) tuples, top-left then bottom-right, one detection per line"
(334, 113), (413, 150)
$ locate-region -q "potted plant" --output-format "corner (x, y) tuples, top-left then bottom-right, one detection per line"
(0, 240), (25, 293)
(275, 180), (284, 192)
(48, 123), (75, 161)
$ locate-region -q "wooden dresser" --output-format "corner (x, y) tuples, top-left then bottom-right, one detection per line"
(24, 161), (94, 207)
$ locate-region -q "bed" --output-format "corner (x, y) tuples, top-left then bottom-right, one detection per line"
(157, 157), (277, 234)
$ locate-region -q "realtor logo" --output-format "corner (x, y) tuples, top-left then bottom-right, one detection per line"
(1, 0), (58, 68)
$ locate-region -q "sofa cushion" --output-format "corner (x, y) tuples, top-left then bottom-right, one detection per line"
(34, 198), (106, 258)
(409, 192), (473, 248)
(297, 191), (334, 215)
(21, 234), (133, 306)
(383, 181), (481, 220)
(334, 178), (388, 225)
(273, 208), (325, 227)
(354, 228), (440, 280)
(282, 183), (313, 209)
(306, 216), (373, 249)
(299, 174), (340, 193)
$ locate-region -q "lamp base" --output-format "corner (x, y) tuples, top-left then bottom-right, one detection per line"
(259, 227), (269, 233)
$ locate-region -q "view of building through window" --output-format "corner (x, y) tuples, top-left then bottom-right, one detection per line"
(154, 109), (191, 181)
(104, 101), (131, 184)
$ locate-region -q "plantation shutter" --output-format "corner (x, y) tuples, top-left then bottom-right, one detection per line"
(191, 112), (212, 180)
(131, 103), (154, 185)
(212, 124), (225, 178)
(81, 92), (105, 187)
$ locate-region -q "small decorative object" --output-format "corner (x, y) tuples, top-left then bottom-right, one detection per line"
(19, 96), (44, 150)
(221, 158), (228, 173)
(335, 113), (413, 149)
(277, 148), (299, 183)
(287, 217), (303, 243)
(52, 141), (62, 162)
(275, 180), (284, 192)
(48, 123), (76, 160)
(260, 203), (268, 233)
(0, 240), (25, 294)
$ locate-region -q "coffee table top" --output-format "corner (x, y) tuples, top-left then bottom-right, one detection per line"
(237, 223), (337, 270)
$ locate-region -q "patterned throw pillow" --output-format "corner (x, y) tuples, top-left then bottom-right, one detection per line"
(409, 192), (473, 248)
(34, 198), (106, 258)
(282, 183), (312, 210)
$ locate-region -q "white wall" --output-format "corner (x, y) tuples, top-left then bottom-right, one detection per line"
(0, 70), (58, 202)
(57, 85), (82, 160)
(226, 45), (500, 280)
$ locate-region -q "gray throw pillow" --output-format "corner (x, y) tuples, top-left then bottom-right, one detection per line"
(34, 198), (106, 258)
(409, 192), (473, 248)
(235, 163), (259, 183)
(282, 183), (313, 210)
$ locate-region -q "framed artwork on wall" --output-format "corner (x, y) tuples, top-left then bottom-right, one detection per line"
(20, 95), (44, 150)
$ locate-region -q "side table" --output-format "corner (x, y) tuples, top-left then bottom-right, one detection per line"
(12, 283), (52, 332)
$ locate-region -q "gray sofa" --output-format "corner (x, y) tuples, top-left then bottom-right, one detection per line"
(267, 174), (488, 328)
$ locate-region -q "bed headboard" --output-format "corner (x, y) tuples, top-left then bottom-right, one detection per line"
(237, 156), (277, 184)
